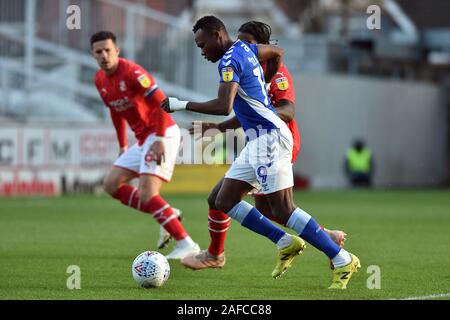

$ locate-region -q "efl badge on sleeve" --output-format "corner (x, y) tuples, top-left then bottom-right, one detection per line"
(221, 67), (234, 82)
(275, 76), (289, 90)
(137, 74), (151, 88)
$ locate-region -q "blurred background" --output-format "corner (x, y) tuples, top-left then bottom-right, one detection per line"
(0, 0), (449, 196)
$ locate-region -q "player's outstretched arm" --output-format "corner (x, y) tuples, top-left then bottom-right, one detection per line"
(161, 82), (239, 115)
(256, 44), (283, 83)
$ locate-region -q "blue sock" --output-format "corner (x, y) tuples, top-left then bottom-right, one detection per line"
(287, 208), (340, 259)
(227, 201), (285, 244)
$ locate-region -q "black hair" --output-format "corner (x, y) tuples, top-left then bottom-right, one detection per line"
(192, 15), (226, 35)
(238, 21), (272, 44)
(90, 31), (117, 48)
(353, 139), (365, 151)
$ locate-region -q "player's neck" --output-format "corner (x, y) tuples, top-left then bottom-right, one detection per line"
(105, 60), (120, 76)
(222, 39), (235, 56)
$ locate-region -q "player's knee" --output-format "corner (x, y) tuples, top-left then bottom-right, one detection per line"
(138, 194), (150, 205)
(214, 200), (229, 213)
(207, 191), (217, 209)
(138, 192), (154, 205)
(214, 196), (235, 214)
(138, 187), (159, 205)
(103, 174), (119, 197)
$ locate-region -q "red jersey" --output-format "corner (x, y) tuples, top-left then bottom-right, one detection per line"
(95, 58), (175, 148)
(267, 63), (300, 163)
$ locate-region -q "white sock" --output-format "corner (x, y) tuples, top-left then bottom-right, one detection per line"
(177, 236), (195, 247)
(331, 249), (352, 268)
(276, 234), (293, 249)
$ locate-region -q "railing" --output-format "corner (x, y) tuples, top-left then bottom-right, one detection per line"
(1, 0), (438, 122)
(0, 0), (209, 121)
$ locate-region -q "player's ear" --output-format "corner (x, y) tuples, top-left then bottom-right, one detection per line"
(116, 46), (120, 56)
(90, 44), (96, 57)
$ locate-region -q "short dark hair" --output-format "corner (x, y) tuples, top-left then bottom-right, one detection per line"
(238, 21), (272, 44)
(192, 15), (226, 35)
(353, 139), (365, 151)
(90, 31), (117, 48)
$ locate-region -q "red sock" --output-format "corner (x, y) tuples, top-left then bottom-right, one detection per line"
(113, 186), (188, 241)
(145, 195), (188, 241)
(113, 185), (143, 210)
(207, 208), (231, 256)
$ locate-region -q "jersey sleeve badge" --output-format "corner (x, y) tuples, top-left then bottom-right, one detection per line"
(221, 67), (234, 82)
(275, 76), (289, 90)
(137, 74), (151, 88)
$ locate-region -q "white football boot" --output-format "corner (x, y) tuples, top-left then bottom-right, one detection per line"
(157, 208), (183, 249)
(165, 241), (200, 260)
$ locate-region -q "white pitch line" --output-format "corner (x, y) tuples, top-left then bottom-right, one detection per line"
(395, 293), (450, 300)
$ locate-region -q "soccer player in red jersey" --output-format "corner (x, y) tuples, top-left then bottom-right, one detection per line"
(91, 31), (199, 259)
(182, 21), (346, 269)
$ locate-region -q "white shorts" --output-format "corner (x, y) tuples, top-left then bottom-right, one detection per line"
(114, 125), (180, 182)
(225, 130), (294, 194)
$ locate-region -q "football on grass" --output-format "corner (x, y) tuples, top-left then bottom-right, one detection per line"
(132, 251), (170, 288)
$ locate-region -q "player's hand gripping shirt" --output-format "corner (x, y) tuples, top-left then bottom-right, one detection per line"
(218, 40), (290, 141)
(95, 58), (175, 148)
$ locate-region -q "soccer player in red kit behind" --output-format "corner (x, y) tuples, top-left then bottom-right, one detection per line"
(91, 31), (199, 259)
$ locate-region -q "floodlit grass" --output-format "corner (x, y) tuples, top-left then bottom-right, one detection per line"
(1, 190), (449, 300)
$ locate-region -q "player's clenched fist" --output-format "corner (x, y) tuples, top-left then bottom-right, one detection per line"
(118, 146), (128, 157)
(161, 97), (188, 113)
(146, 140), (165, 165)
(188, 122), (221, 138)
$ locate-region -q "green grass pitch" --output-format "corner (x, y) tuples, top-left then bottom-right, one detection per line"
(1, 190), (449, 300)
